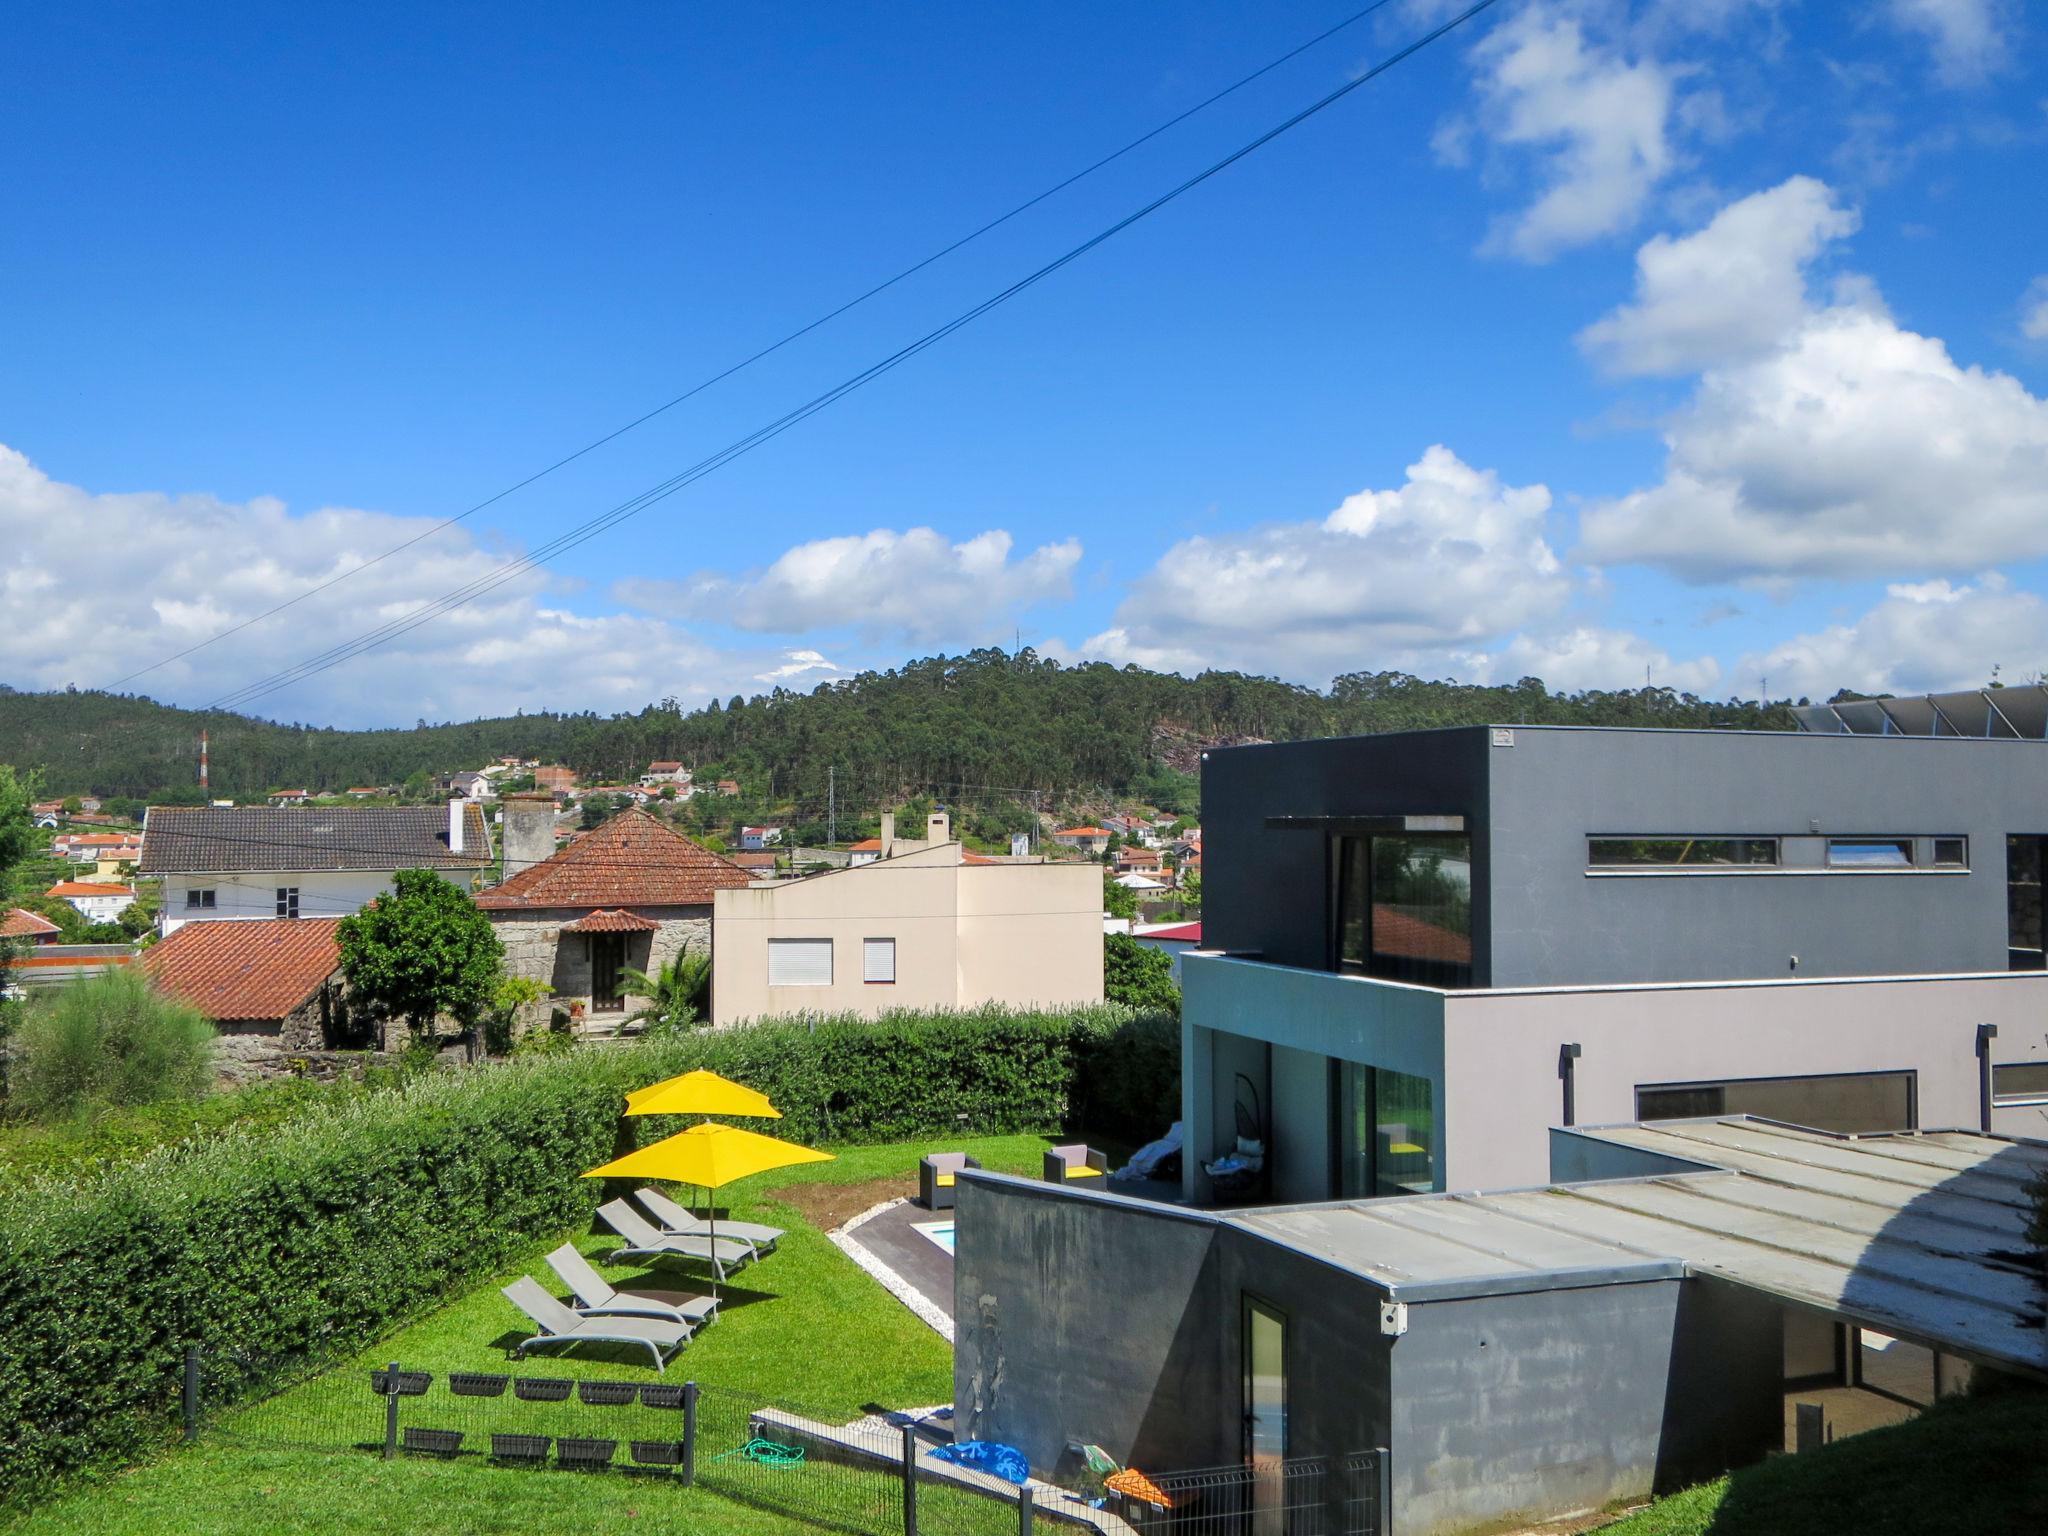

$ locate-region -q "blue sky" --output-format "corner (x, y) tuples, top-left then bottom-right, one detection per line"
(2, 1), (2045, 726)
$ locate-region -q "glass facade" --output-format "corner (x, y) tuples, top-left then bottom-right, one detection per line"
(1334, 833), (1473, 988)
(1336, 1062), (1436, 1197)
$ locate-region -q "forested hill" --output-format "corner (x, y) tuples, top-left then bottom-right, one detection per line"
(0, 651), (1800, 812)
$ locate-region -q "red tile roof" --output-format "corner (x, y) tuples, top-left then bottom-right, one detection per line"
(727, 851), (780, 869)
(145, 917), (343, 1023)
(848, 838), (883, 851)
(1140, 921), (1203, 943)
(1370, 904), (1473, 967)
(48, 881), (135, 898)
(475, 808), (751, 911)
(1, 907), (61, 940)
(1056, 827), (1112, 838)
(560, 908), (662, 933)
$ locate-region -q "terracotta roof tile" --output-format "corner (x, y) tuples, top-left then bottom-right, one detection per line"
(560, 908), (662, 933)
(1, 907), (61, 939)
(474, 809), (750, 911)
(48, 881), (135, 898)
(145, 917), (343, 1023)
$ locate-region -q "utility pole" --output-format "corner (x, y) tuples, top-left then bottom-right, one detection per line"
(827, 765), (836, 849)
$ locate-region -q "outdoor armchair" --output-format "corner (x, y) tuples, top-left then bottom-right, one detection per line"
(546, 1243), (720, 1329)
(919, 1152), (981, 1210)
(635, 1186), (784, 1251)
(501, 1276), (688, 1372)
(596, 1198), (758, 1282)
(1043, 1144), (1109, 1184)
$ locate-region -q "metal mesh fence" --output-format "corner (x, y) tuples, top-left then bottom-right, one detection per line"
(1107, 1452), (1387, 1536)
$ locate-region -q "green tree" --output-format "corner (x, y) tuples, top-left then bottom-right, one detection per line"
(1102, 870), (1138, 921)
(622, 949), (712, 1033)
(0, 765), (37, 885)
(1105, 932), (1179, 1014)
(10, 966), (215, 1118)
(336, 869), (504, 1042)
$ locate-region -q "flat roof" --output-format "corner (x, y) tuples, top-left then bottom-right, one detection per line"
(1230, 1117), (2048, 1379)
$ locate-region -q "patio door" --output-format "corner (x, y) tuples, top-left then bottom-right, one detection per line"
(1243, 1295), (1287, 1534)
(590, 934), (626, 1014)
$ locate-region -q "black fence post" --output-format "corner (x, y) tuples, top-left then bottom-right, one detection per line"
(900, 1424), (919, 1536)
(1018, 1482), (1034, 1535)
(681, 1381), (698, 1486)
(182, 1345), (200, 1442)
(383, 1362), (401, 1461)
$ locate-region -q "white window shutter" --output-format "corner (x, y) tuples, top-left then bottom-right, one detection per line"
(863, 938), (896, 984)
(768, 938), (832, 987)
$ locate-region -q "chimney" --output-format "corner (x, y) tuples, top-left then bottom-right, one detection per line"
(501, 792), (556, 878)
(448, 797), (466, 855)
(928, 812), (950, 843)
(880, 812), (895, 857)
(199, 730), (209, 791)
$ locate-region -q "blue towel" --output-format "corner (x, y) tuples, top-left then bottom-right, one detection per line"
(929, 1439), (1031, 1486)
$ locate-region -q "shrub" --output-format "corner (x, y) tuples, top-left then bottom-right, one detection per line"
(1104, 932), (1180, 1015)
(9, 968), (214, 1120)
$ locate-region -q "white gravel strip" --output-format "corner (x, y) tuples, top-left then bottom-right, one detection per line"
(830, 1197), (956, 1343)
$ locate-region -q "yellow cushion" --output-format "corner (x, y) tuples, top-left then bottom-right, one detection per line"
(1389, 1142), (1426, 1156)
(1065, 1165), (1103, 1179)
(935, 1174), (955, 1187)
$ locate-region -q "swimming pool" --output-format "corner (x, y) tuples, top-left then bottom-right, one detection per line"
(914, 1221), (957, 1256)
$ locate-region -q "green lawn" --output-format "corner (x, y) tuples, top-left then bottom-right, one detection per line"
(1597, 1387), (2048, 1536)
(10, 1134), (1053, 1536)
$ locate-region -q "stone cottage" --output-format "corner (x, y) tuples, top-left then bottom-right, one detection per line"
(476, 805), (752, 1030)
(144, 916), (350, 1073)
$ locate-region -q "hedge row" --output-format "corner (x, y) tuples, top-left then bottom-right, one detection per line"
(0, 1003), (1175, 1505)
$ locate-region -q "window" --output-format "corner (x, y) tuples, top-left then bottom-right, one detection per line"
(2008, 836), (2044, 971)
(1587, 837), (1778, 868)
(1827, 838), (1913, 869)
(862, 937), (896, 984)
(1336, 1062), (1437, 1197)
(275, 887), (299, 919)
(767, 938), (832, 987)
(1932, 837), (1968, 868)
(184, 888), (217, 910)
(1334, 832), (1473, 988)
(1636, 1069), (1916, 1134)
(1991, 1062), (2048, 1105)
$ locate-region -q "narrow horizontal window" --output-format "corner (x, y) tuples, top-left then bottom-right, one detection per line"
(1991, 1062), (2048, 1104)
(1932, 837), (1968, 868)
(863, 937), (896, 984)
(1827, 838), (1913, 869)
(767, 938), (832, 987)
(1588, 837), (1778, 868)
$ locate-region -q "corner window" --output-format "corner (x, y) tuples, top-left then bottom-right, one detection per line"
(1827, 838), (1913, 869)
(767, 938), (832, 987)
(862, 937), (896, 984)
(1991, 1062), (2048, 1106)
(1932, 837), (1968, 868)
(275, 887), (300, 919)
(1588, 837), (1778, 868)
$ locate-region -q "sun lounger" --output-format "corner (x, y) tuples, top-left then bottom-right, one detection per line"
(635, 1185), (784, 1251)
(501, 1276), (688, 1372)
(596, 1199), (757, 1281)
(546, 1243), (720, 1329)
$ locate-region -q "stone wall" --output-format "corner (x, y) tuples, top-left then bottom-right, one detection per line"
(488, 906), (712, 1031)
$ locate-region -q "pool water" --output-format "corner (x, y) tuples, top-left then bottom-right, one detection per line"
(914, 1221), (957, 1255)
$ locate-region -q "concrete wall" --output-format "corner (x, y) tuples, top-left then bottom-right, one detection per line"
(711, 846), (1102, 1024)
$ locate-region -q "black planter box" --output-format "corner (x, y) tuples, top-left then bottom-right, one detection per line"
(630, 1439), (684, 1466)
(449, 1372), (509, 1397)
(558, 1437), (618, 1467)
(640, 1384), (687, 1409)
(490, 1433), (551, 1462)
(578, 1379), (638, 1406)
(370, 1370), (431, 1396)
(402, 1427), (462, 1457)
(514, 1376), (573, 1402)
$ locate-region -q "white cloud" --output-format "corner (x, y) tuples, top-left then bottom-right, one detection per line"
(1738, 575), (2048, 699)
(1449, 3), (1678, 261)
(1082, 445), (1600, 683)
(615, 526), (1080, 647)
(0, 445), (842, 727)
(1577, 176), (1858, 376)
(1488, 626), (1721, 693)
(1577, 180), (2048, 580)
(1887, 0), (2013, 87)
(2020, 275), (2048, 342)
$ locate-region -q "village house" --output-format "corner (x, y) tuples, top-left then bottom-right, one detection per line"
(441, 770), (493, 800)
(267, 789), (311, 806)
(46, 880), (136, 923)
(140, 802), (491, 934)
(532, 765), (578, 795)
(145, 916), (348, 1052)
(1, 908), (63, 945)
(1113, 846), (1162, 874)
(477, 801), (752, 1030)
(639, 761), (691, 787)
(738, 825), (783, 851)
(1051, 825), (1113, 856)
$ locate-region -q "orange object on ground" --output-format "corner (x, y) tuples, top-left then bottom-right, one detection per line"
(1106, 1469), (1173, 1508)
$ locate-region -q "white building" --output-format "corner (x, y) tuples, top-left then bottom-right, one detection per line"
(140, 802), (491, 934)
(47, 881), (136, 923)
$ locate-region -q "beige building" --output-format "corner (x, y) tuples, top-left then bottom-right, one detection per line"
(711, 814), (1103, 1024)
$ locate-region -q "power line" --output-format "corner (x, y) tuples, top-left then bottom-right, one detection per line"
(196, 0), (1501, 715)
(106, 1), (1403, 694)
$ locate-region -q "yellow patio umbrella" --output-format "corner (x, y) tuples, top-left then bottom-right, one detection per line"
(624, 1068), (780, 1121)
(584, 1122), (832, 1292)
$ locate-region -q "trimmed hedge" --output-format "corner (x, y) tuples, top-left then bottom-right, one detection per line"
(0, 1003), (1174, 1506)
